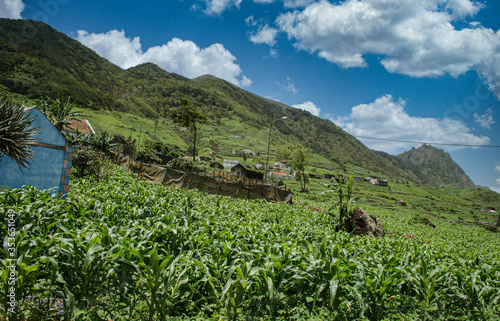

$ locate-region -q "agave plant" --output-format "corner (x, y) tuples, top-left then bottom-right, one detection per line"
(0, 98), (39, 169)
(37, 95), (87, 131)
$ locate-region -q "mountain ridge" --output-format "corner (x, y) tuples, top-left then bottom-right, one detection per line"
(397, 144), (476, 189)
(0, 18), (476, 188)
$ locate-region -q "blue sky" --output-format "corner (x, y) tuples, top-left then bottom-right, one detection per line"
(2, 0), (500, 191)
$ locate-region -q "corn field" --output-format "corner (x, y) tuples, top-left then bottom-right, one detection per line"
(1, 166), (499, 320)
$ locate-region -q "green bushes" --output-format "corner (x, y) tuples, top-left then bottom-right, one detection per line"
(1, 166), (499, 320)
(67, 132), (115, 182)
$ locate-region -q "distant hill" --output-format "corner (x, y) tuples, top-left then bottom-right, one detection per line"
(376, 144), (476, 189)
(0, 18), (466, 185)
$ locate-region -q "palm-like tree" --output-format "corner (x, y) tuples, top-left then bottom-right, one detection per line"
(37, 95), (87, 131)
(0, 99), (39, 169)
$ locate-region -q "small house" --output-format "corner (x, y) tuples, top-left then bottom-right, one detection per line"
(0, 107), (73, 197)
(370, 179), (388, 186)
(377, 179), (388, 186)
(230, 163), (247, 178)
(230, 164), (264, 180)
(210, 162), (224, 170)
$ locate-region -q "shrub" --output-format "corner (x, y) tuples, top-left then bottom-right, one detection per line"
(71, 147), (111, 182)
(484, 224), (499, 233)
(113, 134), (136, 155)
(167, 157), (194, 171)
(134, 148), (161, 164)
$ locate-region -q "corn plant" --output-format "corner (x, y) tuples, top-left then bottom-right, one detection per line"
(325, 175), (358, 228)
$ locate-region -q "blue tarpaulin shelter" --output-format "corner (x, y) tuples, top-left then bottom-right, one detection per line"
(0, 107), (73, 197)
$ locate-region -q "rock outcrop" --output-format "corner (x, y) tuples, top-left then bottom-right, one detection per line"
(342, 208), (384, 237)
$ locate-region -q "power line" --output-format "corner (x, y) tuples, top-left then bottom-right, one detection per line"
(352, 135), (500, 148)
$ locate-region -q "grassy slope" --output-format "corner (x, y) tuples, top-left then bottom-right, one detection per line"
(297, 180), (500, 224)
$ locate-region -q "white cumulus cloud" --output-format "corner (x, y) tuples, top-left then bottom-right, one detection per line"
(249, 24), (279, 46)
(0, 0), (24, 18)
(293, 101), (320, 116)
(76, 29), (251, 87)
(203, 0), (242, 15)
(277, 77), (298, 94)
(473, 108), (495, 129)
(283, 0), (315, 8)
(275, 0), (500, 99)
(333, 94), (490, 154)
(253, 0), (313, 7)
(495, 163), (500, 173)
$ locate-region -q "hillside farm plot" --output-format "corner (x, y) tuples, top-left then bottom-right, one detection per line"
(1, 166), (499, 320)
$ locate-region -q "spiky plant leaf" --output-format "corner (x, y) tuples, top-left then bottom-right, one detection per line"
(0, 98), (39, 169)
(37, 95), (87, 131)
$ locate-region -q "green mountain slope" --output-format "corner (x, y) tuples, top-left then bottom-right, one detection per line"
(0, 19), (428, 182)
(377, 144), (476, 189)
(397, 144), (476, 189)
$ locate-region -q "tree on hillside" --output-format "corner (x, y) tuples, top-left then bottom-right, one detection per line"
(170, 99), (208, 161)
(37, 95), (87, 131)
(276, 143), (294, 161)
(0, 98), (39, 169)
(253, 155), (264, 163)
(240, 150), (249, 164)
(289, 144), (309, 191)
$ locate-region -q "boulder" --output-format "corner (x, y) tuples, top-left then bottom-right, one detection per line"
(342, 208), (384, 237)
(396, 200), (407, 206)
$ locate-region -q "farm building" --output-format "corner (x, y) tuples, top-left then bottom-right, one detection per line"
(370, 179), (388, 186)
(210, 162), (224, 170)
(273, 171), (295, 180)
(230, 163), (246, 177)
(0, 107), (73, 197)
(230, 164), (264, 180)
